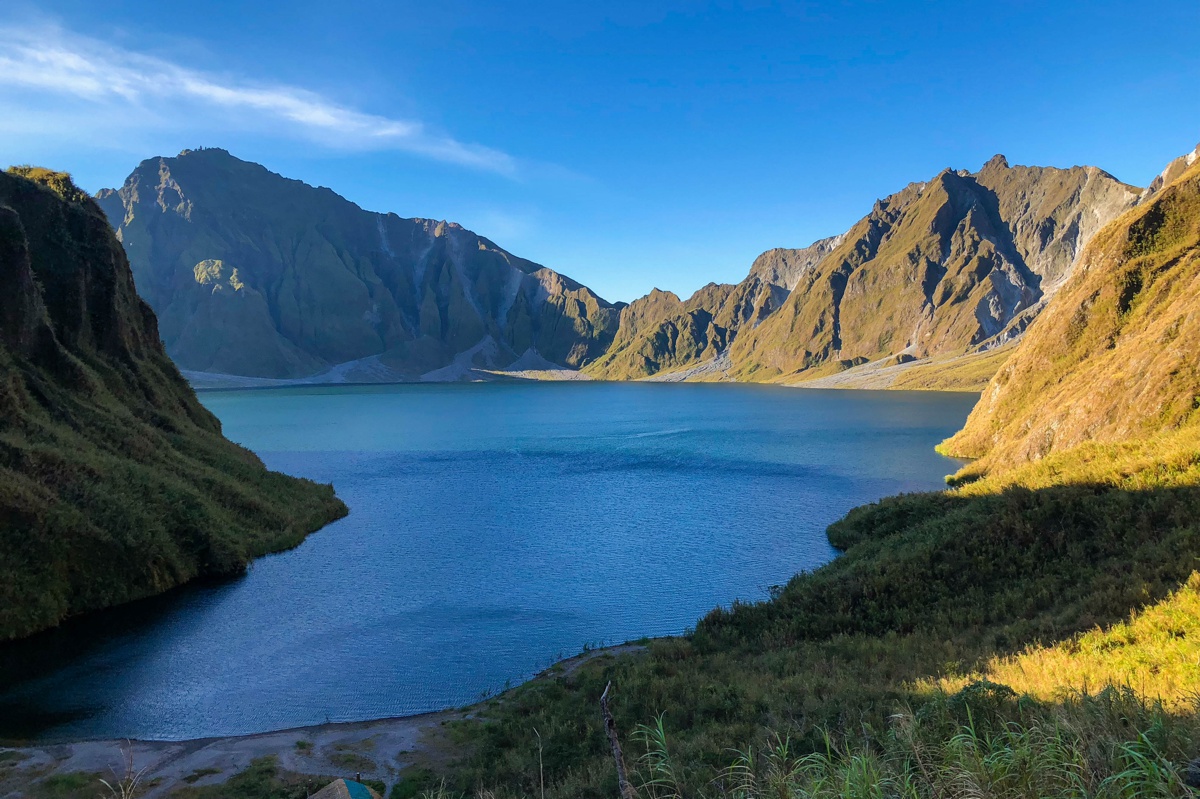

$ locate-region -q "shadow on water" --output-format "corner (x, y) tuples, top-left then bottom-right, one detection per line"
(0, 574), (246, 740)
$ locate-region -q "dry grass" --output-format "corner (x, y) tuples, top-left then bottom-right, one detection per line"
(936, 573), (1200, 711)
(945, 161), (1200, 476)
(889, 346), (1014, 392)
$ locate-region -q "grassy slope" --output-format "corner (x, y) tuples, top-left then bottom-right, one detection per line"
(786, 345), (1015, 391)
(943, 161), (1200, 475)
(401, 162), (1200, 798)
(886, 346), (1015, 391)
(938, 571), (1200, 711)
(0, 168), (346, 641)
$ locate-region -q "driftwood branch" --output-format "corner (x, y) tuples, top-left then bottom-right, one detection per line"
(600, 681), (637, 799)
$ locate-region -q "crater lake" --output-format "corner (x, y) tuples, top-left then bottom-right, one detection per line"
(0, 383), (975, 741)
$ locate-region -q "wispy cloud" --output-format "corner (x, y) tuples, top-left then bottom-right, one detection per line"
(0, 22), (516, 174)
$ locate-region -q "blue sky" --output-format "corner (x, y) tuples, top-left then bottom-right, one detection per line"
(1, 1), (1198, 303)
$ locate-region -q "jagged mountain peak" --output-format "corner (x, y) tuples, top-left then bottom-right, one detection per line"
(981, 153), (1010, 171)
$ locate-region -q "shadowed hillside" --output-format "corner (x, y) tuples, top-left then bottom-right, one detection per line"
(0, 167), (346, 641)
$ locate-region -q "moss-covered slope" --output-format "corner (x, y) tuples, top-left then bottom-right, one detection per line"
(944, 149), (1200, 477)
(96, 149), (622, 380)
(0, 167), (346, 641)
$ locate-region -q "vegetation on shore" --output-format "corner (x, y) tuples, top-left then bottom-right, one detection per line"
(0, 167), (346, 641)
(377, 158), (1200, 798)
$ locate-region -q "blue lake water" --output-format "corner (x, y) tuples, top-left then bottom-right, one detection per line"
(0, 383), (975, 741)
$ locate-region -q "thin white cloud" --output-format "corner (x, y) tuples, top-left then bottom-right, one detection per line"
(0, 22), (516, 174)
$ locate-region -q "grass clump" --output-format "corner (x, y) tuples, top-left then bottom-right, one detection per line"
(169, 756), (333, 799)
(182, 767), (222, 784)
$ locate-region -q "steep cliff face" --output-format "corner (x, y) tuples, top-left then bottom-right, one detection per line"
(728, 157), (1139, 380)
(96, 149), (622, 380)
(0, 167), (345, 640)
(943, 154), (1200, 477)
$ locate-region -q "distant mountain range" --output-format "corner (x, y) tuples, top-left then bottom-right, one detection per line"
(95, 147), (1180, 389)
(593, 156), (1139, 384)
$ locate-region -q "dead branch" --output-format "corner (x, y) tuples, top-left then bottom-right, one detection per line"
(600, 681), (638, 799)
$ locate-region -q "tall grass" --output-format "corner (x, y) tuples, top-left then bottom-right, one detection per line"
(701, 690), (1190, 799)
(413, 689), (1196, 799)
(937, 573), (1200, 710)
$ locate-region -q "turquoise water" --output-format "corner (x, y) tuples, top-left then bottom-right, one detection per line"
(0, 383), (975, 741)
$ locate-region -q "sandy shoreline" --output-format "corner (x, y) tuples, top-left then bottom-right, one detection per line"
(0, 644), (646, 798)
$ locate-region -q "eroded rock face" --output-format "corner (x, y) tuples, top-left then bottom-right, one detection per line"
(97, 148), (622, 379)
(727, 157), (1140, 379)
(1143, 142), (1200, 199)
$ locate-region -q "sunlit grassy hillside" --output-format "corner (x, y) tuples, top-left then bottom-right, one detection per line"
(944, 159), (1200, 476)
(937, 572), (1200, 711)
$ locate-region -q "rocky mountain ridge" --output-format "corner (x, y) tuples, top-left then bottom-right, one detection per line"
(94, 147), (1192, 389)
(944, 149), (1200, 477)
(589, 155), (1140, 383)
(97, 148), (622, 380)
